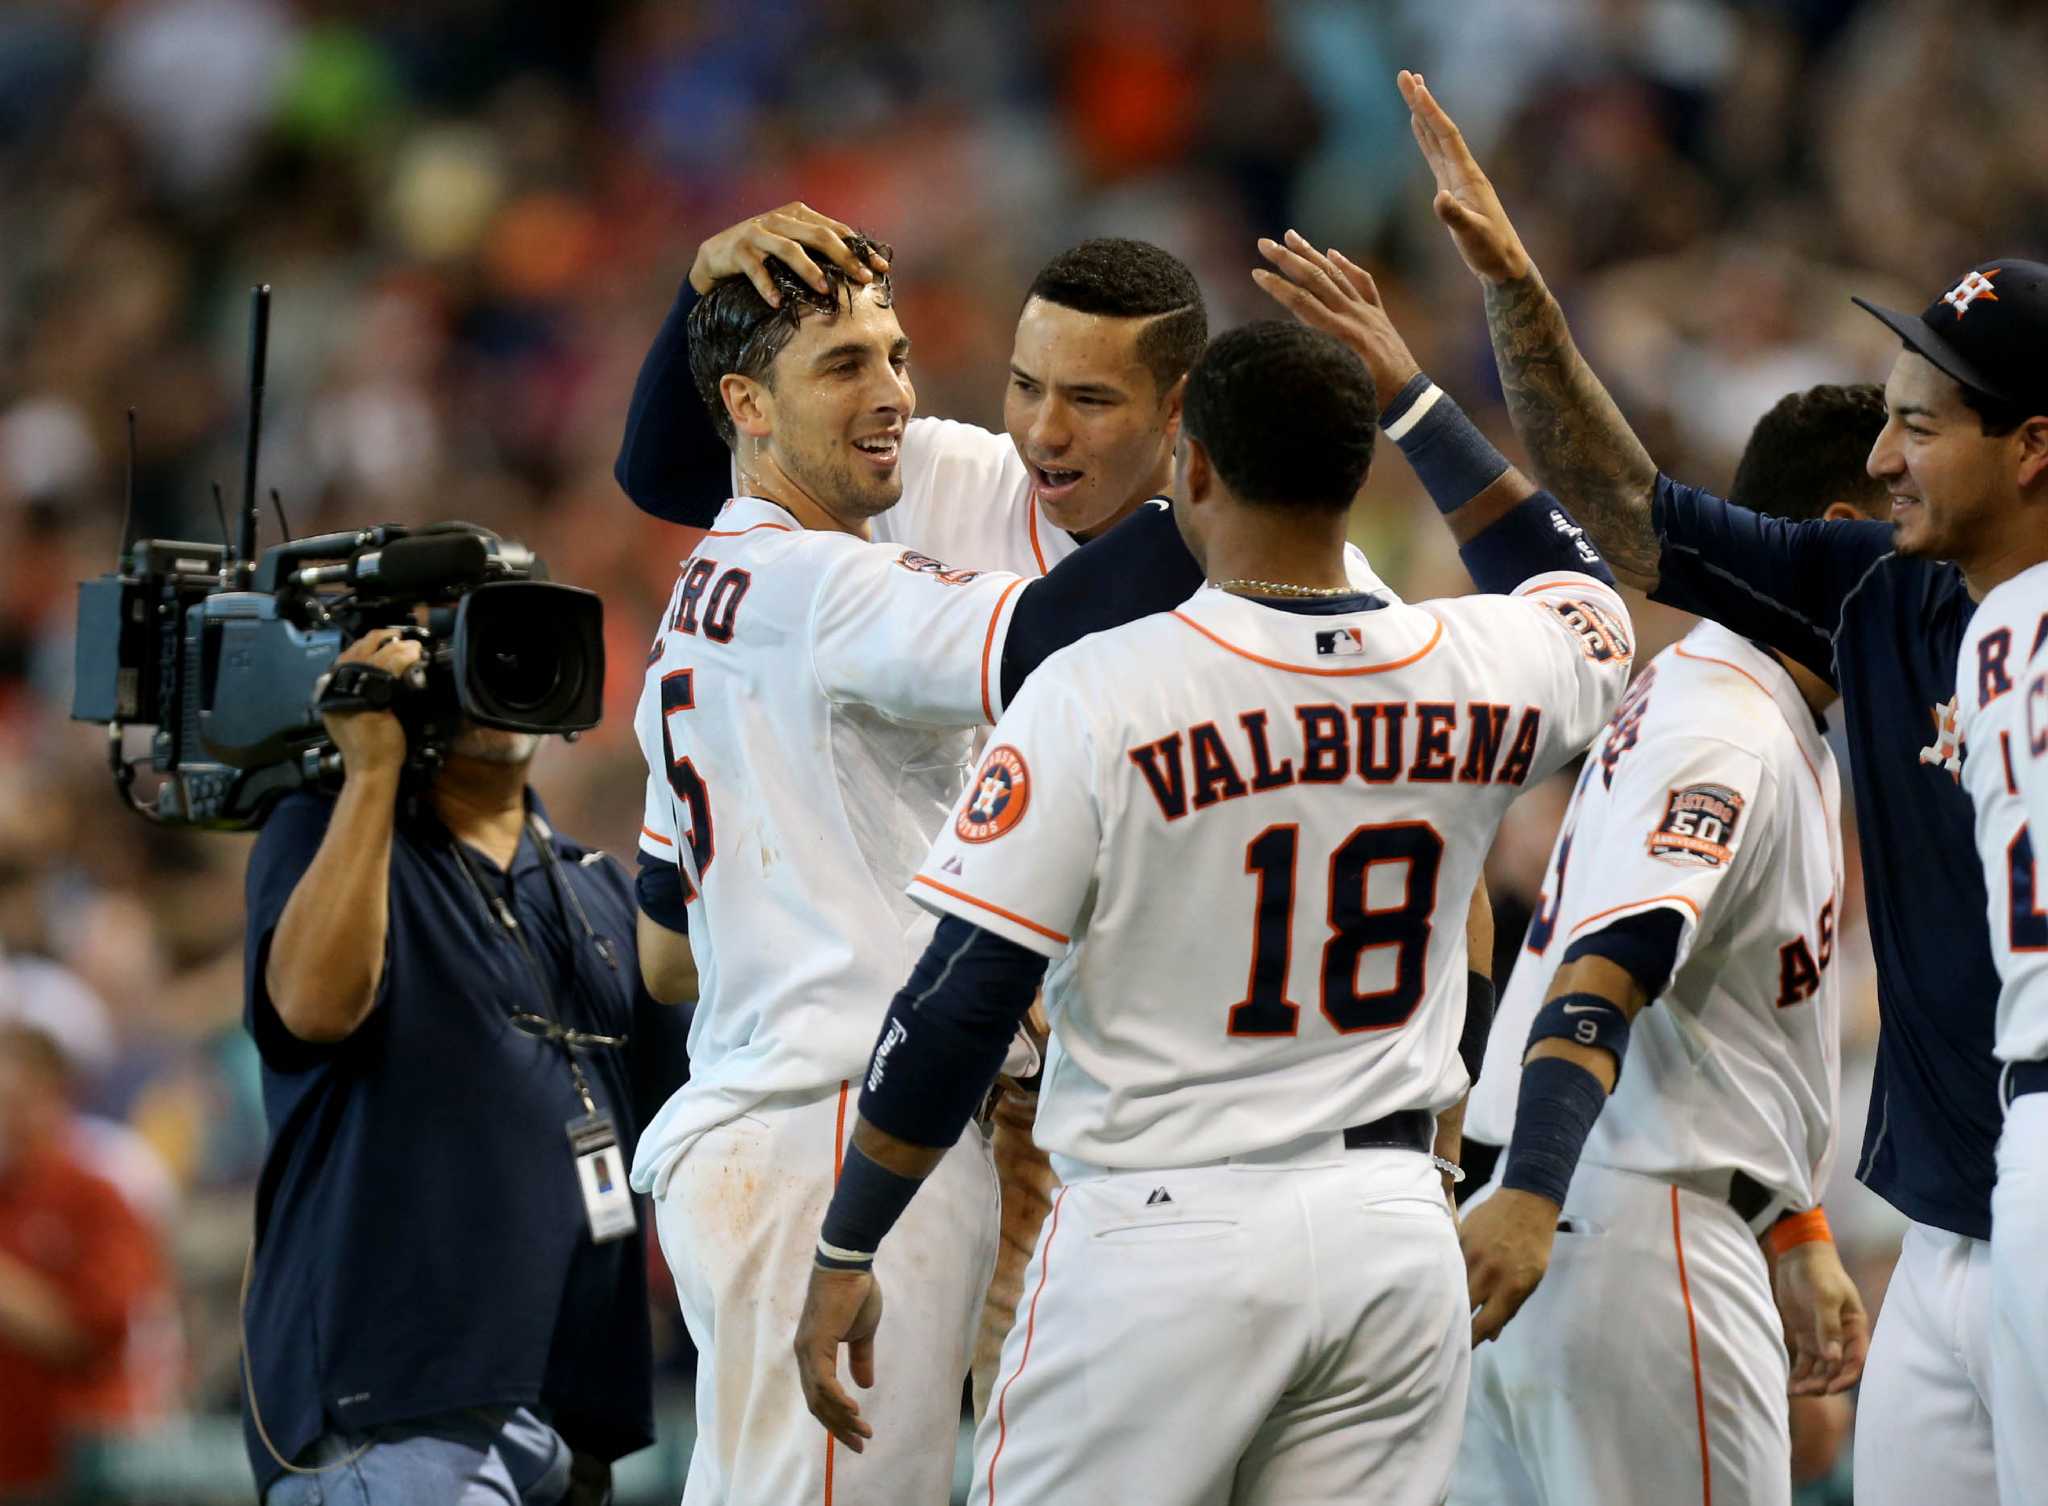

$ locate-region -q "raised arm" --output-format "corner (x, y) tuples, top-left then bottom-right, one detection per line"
(1398, 71), (1661, 590)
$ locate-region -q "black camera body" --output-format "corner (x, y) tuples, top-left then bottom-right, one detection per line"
(72, 523), (605, 829)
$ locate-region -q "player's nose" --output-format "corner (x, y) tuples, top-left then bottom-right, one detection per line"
(1865, 421), (1905, 481)
(1029, 397), (1071, 453)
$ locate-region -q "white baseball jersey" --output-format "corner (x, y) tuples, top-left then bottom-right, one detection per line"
(1466, 621), (1843, 1212)
(909, 572), (1634, 1170)
(629, 495), (1029, 1194)
(1960, 561), (2048, 1064)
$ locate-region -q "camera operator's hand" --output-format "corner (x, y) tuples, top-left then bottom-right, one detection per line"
(322, 629), (423, 777)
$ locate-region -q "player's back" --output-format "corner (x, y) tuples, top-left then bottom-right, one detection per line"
(1470, 621), (1844, 1209)
(632, 496), (1029, 1189)
(919, 574), (1632, 1171)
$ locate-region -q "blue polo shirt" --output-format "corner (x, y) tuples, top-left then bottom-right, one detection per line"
(1650, 475), (2000, 1239)
(239, 787), (690, 1492)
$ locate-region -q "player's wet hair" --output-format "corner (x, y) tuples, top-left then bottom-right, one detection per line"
(1729, 383), (1888, 522)
(1182, 321), (1376, 510)
(1958, 383), (2033, 437)
(1026, 239), (1206, 396)
(688, 231), (897, 449)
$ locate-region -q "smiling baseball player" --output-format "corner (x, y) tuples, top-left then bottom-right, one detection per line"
(790, 317), (1634, 1505)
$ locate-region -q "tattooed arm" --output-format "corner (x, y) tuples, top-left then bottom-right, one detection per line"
(1400, 71), (1661, 591)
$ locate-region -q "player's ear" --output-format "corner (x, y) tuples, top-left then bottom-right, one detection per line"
(722, 373), (773, 441)
(1181, 434), (1215, 506)
(1159, 373), (1188, 430)
(2014, 414), (2048, 493)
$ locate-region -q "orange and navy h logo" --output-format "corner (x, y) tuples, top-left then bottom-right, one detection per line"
(1944, 268), (2001, 317)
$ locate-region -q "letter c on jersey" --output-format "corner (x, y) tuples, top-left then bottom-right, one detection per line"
(957, 746), (1031, 843)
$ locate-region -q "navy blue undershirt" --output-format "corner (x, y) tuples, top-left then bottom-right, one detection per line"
(1649, 473), (1999, 1238)
(240, 789), (689, 1487)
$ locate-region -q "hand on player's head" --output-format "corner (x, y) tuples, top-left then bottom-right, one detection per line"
(1252, 232), (1421, 405)
(692, 202), (891, 307)
(1398, 71), (1534, 287)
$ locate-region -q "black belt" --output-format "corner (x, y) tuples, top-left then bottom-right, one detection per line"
(1341, 1109), (1434, 1155)
(1727, 1168), (1775, 1226)
(2009, 1060), (2048, 1103)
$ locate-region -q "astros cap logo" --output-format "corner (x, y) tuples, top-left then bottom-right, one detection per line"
(956, 745), (1030, 843)
(1942, 268), (2001, 317)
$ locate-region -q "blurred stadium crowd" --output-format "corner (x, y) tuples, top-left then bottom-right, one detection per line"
(1, 0), (2043, 1498)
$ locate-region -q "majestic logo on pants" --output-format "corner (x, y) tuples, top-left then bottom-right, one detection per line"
(956, 745), (1030, 843)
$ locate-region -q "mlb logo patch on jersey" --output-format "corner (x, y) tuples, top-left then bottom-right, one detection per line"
(1648, 783), (1745, 867)
(1316, 626), (1367, 657)
(957, 745), (1031, 843)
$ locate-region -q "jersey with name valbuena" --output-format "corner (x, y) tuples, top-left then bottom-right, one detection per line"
(909, 573), (1633, 1169)
(628, 495), (1029, 1195)
(631, 493), (1392, 1192)
(1467, 621), (1843, 1211)
(1957, 561), (2048, 1064)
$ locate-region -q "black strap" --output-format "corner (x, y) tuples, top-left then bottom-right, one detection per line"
(1727, 1168), (1775, 1226)
(315, 661), (401, 714)
(2008, 1060), (2048, 1103)
(1341, 1108), (1434, 1154)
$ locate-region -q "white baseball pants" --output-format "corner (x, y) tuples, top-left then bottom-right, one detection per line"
(1450, 1162), (1790, 1506)
(967, 1136), (1468, 1506)
(1993, 1091), (2048, 1506)
(653, 1084), (999, 1506)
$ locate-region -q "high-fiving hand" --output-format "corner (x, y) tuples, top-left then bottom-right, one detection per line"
(1252, 231), (1422, 407)
(1398, 70), (1534, 286)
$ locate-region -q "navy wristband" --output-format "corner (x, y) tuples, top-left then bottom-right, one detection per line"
(1460, 970), (1495, 1082)
(1499, 1054), (1610, 1207)
(1526, 990), (1632, 1078)
(1383, 376), (1510, 516)
(818, 1142), (926, 1269)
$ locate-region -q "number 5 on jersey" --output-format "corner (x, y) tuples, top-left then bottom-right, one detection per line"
(660, 669), (715, 899)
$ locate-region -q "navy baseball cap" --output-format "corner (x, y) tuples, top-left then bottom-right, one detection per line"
(1853, 259), (2048, 417)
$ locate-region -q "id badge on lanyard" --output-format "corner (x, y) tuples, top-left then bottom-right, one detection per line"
(567, 1111), (637, 1243)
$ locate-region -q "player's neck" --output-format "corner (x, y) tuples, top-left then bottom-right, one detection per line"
(738, 453), (874, 540)
(1958, 523), (2048, 603)
(1203, 517), (1352, 594)
(1772, 651), (1838, 721)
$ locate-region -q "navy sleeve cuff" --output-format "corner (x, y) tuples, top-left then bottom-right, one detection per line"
(636, 850), (690, 935)
(1560, 908), (1686, 1001)
(859, 915), (1047, 1148)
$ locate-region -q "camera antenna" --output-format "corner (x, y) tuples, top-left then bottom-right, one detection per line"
(211, 480), (231, 551)
(269, 486), (293, 543)
(118, 408), (138, 558)
(236, 284), (271, 584)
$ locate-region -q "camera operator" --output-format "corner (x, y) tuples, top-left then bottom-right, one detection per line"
(239, 625), (687, 1506)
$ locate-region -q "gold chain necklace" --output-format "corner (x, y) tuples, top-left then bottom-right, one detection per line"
(1213, 578), (1359, 599)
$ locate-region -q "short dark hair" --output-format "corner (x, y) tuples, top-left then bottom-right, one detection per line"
(1182, 321), (1377, 510)
(687, 231), (896, 449)
(1025, 239), (1206, 396)
(1729, 384), (1888, 522)
(1958, 382), (2032, 437)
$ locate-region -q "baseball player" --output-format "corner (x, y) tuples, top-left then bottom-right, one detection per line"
(627, 235), (1308, 1506)
(619, 206), (1435, 1413)
(1256, 229), (1883, 1503)
(1403, 69), (2027, 1502)
(1931, 265), (2048, 1504)
(791, 317), (1635, 1506)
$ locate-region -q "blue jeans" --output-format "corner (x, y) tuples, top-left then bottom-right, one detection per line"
(263, 1406), (574, 1506)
